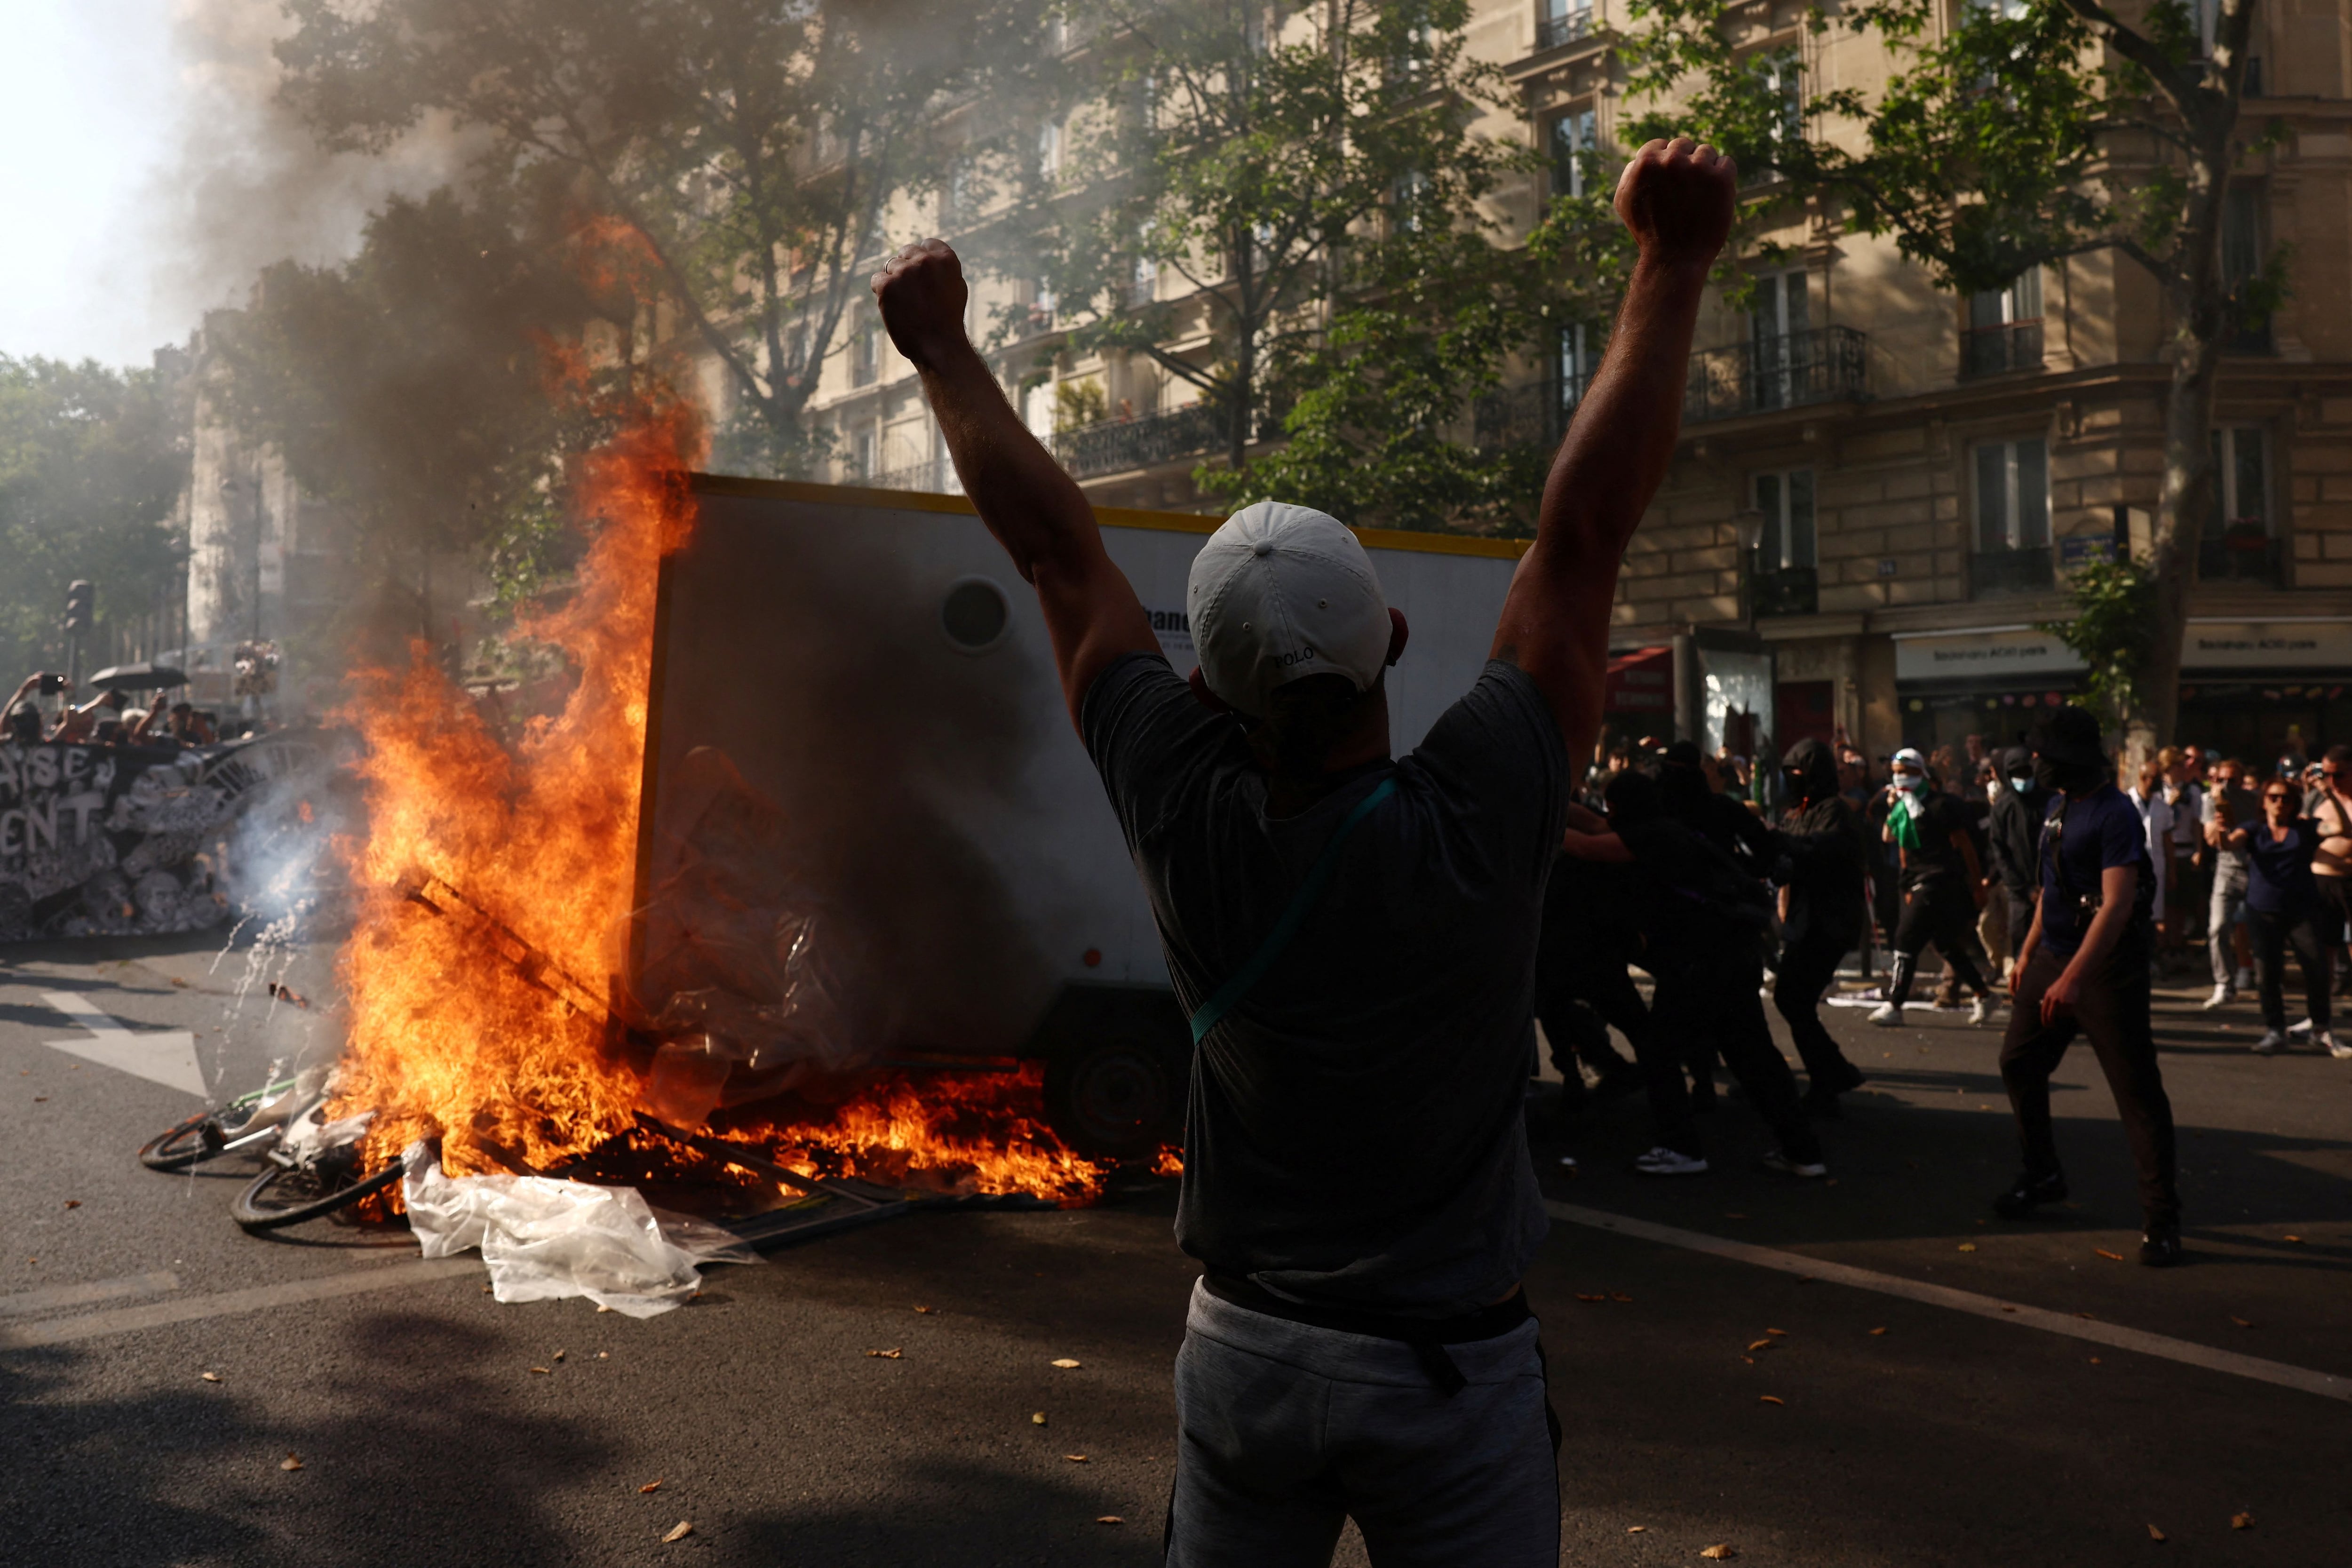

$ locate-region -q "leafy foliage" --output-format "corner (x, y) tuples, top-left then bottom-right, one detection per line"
(1014, 0), (1572, 525)
(0, 358), (188, 684)
(278, 0), (1055, 477)
(2038, 559), (2156, 730)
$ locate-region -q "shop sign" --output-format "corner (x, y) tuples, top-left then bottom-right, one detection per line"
(1605, 645), (1674, 712)
(2182, 619), (2352, 671)
(1893, 627), (2086, 683)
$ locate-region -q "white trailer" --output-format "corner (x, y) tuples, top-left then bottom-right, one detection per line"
(635, 476), (1526, 1154)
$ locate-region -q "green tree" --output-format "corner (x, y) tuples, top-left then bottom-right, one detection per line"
(1622, 0), (2275, 749)
(1013, 0), (1553, 509)
(278, 0), (1053, 477)
(2037, 557), (2156, 731)
(210, 188), (620, 629)
(0, 358), (189, 683)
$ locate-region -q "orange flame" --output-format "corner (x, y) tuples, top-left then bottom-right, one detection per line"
(327, 346), (1129, 1203)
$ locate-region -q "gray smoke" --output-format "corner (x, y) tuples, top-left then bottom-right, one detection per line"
(141, 0), (476, 347)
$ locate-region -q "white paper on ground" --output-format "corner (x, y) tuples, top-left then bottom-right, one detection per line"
(401, 1141), (758, 1317)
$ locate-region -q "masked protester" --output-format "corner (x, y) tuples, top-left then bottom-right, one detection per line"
(1868, 748), (1998, 1027)
(1997, 705), (2184, 1266)
(1561, 768), (1827, 1180)
(1770, 738), (1870, 1114)
(1985, 747), (2049, 985)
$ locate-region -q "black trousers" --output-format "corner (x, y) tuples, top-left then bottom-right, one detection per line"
(1887, 879), (1991, 1003)
(1772, 923), (1863, 1090)
(2000, 943), (2180, 1227)
(2248, 907), (2331, 1032)
(1534, 945), (1644, 1083)
(1643, 955), (1820, 1166)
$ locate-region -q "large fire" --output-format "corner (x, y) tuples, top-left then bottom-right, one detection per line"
(327, 389), (1115, 1208)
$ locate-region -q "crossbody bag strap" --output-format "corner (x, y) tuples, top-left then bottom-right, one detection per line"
(1189, 776), (1398, 1045)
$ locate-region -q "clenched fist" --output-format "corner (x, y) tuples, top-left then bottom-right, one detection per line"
(1613, 137), (1736, 272)
(871, 238), (969, 371)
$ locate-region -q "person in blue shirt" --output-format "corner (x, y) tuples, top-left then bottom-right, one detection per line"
(2225, 778), (2350, 1057)
(1993, 705), (2183, 1266)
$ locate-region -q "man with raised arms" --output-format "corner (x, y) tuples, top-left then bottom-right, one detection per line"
(872, 136), (1734, 1567)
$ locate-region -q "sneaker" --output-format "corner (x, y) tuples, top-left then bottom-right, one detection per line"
(2321, 1030), (2352, 1060)
(2201, 983), (2234, 1011)
(1968, 995), (1994, 1027)
(2288, 1017), (2314, 1037)
(2253, 1030), (2287, 1055)
(1993, 1169), (2068, 1218)
(2139, 1223), (2183, 1267)
(2235, 965), (2255, 990)
(1760, 1149), (1828, 1179)
(1633, 1146), (1709, 1177)
(1866, 1002), (1904, 1027)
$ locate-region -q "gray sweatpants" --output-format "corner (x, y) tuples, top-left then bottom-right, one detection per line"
(1167, 1280), (1560, 1567)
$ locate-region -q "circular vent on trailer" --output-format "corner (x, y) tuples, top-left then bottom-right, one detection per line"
(940, 576), (1011, 652)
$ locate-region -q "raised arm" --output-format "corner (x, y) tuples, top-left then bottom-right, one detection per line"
(872, 240), (1158, 723)
(1492, 137), (1734, 754)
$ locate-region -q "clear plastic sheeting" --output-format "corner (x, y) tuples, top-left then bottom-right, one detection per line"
(401, 1141), (759, 1317)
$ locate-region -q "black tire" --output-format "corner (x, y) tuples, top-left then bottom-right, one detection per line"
(139, 1113), (215, 1172)
(1043, 1035), (1189, 1161)
(230, 1148), (406, 1232)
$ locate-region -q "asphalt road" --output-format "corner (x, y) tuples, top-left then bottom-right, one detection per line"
(2, 931), (2348, 1567)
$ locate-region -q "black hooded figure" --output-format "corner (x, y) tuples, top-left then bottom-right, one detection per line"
(1995, 705), (2182, 1266)
(1771, 739), (1870, 1112)
(1986, 745), (2050, 966)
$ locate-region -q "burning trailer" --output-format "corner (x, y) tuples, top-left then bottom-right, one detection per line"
(143, 435), (1528, 1289)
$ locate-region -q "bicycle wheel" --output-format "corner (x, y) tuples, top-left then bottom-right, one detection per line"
(139, 1113), (216, 1172)
(230, 1149), (407, 1232)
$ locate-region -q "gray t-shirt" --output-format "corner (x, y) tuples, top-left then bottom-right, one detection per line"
(1081, 653), (1564, 1316)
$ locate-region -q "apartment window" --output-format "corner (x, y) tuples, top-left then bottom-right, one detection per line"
(855, 429), (877, 480)
(1026, 278), (1057, 334)
(1976, 438), (2049, 550)
(1753, 469), (1817, 571)
(1750, 270), (1810, 409)
(1558, 322), (1603, 412)
(1392, 170), (1429, 232)
(2224, 183), (2272, 350)
(1131, 252), (1157, 303)
(1037, 119), (1063, 181)
(1022, 382), (1055, 444)
(1539, 0), (1594, 50)
(1546, 105), (1596, 199)
(851, 316), (882, 386)
(2197, 426), (2274, 581)
(1963, 268), (2044, 376)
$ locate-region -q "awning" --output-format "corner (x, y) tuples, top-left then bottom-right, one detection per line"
(1605, 645), (1674, 713)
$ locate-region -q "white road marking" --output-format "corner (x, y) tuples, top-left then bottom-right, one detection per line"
(0, 1270), (180, 1319)
(0, 1257), (483, 1349)
(1547, 1201), (2350, 1404)
(41, 991), (206, 1098)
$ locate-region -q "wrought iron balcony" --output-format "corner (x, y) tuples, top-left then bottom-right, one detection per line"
(2200, 530), (2281, 584)
(1537, 6), (1594, 48)
(1057, 403), (1236, 478)
(1749, 562), (1820, 618)
(1963, 320), (2044, 378)
(1971, 546), (2054, 597)
(1684, 325), (1867, 424)
(864, 458), (961, 495)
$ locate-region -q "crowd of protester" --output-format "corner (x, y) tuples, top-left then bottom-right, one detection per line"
(1537, 711), (2352, 1263)
(0, 671), (230, 750)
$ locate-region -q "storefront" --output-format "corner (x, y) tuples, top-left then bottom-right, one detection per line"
(2176, 617), (2352, 764)
(1890, 625), (2086, 756)
(1601, 645), (1675, 746)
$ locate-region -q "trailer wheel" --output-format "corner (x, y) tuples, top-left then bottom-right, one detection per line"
(1044, 1035), (1187, 1161)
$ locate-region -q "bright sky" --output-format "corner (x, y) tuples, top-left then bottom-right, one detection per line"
(0, 0), (186, 367)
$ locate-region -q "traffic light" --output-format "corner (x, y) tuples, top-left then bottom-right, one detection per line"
(63, 581), (94, 637)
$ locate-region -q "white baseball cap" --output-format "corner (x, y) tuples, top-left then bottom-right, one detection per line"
(1187, 501), (1391, 717)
